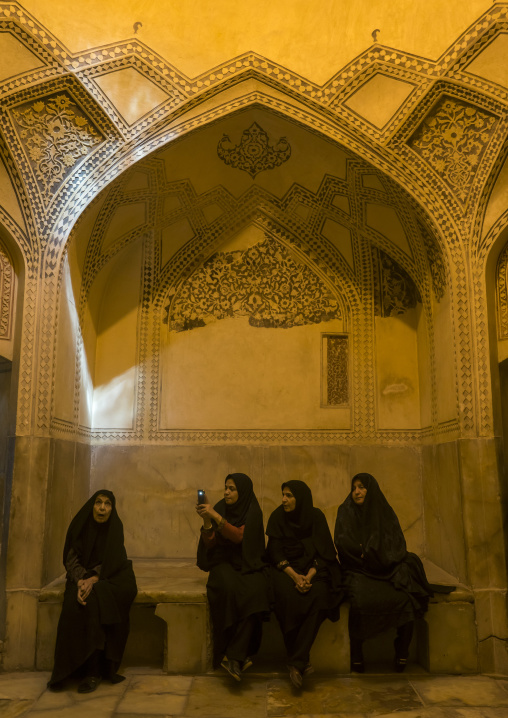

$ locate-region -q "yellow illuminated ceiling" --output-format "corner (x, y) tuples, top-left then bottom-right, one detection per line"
(21, 0), (492, 84)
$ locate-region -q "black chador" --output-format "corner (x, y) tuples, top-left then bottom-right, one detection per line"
(266, 480), (343, 678)
(48, 490), (137, 689)
(334, 473), (453, 670)
(197, 473), (270, 669)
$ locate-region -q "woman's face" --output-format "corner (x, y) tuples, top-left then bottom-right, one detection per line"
(281, 487), (296, 512)
(352, 479), (367, 505)
(93, 494), (113, 523)
(224, 479), (239, 505)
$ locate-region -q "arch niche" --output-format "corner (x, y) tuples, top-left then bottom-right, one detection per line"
(49, 104), (460, 575)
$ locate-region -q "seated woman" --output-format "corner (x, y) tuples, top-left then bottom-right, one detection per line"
(334, 473), (453, 673)
(196, 473), (270, 682)
(48, 490), (137, 693)
(266, 480), (343, 689)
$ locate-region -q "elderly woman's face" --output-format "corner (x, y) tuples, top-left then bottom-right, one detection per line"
(352, 479), (367, 505)
(224, 479), (239, 505)
(93, 494), (113, 523)
(281, 487), (296, 512)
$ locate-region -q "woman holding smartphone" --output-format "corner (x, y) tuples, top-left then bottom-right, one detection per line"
(196, 473), (269, 682)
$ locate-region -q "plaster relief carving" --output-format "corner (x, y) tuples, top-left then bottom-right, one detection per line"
(409, 97), (498, 204)
(217, 122), (291, 178)
(497, 243), (508, 340)
(166, 237), (340, 332)
(372, 247), (420, 317)
(0, 242), (14, 340)
(323, 334), (349, 405)
(12, 93), (102, 202)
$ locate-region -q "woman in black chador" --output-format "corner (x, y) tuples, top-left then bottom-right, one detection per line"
(334, 473), (454, 673)
(266, 480), (343, 689)
(196, 473), (270, 682)
(48, 490), (137, 693)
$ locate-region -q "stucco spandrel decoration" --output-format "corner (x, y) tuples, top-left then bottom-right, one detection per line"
(12, 93), (103, 203)
(409, 97), (498, 205)
(217, 122), (291, 178)
(372, 247), (421, 318)
(166, 238), (340, 331)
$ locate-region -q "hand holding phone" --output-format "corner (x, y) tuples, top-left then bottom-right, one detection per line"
(197, 489), (206, 504)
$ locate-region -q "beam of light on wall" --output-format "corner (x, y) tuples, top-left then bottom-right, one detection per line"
(92, 366), (136, 429)
(58, 257), (94, 426)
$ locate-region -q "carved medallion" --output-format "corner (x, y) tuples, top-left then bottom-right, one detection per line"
(12, 93), (103, 203)
(166, 237), (340, 331)
(217, 122), (291, 178)
(409, 97), (498, 205)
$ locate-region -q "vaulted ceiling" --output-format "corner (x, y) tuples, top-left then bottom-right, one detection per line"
(0, 0), (507, 283)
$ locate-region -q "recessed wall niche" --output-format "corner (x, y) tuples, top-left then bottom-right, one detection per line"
(160, 224), (351, 431)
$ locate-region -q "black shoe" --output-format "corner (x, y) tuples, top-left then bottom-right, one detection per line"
(48, 680), (64, 692)
(241, 657), (253, 672)
(221, 658), (242, 682)
(110, 673), (126, 684)
(303, 663), (314, 677)
(77, 676), (102, 693)
(394, 657), (407, 673)
(288, 665), (303, 689)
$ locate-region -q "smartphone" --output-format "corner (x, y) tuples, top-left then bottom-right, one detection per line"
(197, 490), (206, 504)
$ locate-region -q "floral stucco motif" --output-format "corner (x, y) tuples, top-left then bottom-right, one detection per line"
(409, 97), (497, 205)
(166, 237), (340, 331)
(217, 122), (291, 178)
(13, 94), (102, 202)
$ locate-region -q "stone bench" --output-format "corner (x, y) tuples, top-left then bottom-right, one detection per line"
(36, 557), (477, 675)
(37, 559), (211, 674)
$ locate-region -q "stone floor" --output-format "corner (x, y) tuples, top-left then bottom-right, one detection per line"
(2, 668), (508, 718)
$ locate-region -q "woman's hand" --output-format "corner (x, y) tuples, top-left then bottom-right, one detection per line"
(284, 567), (311, 593)
(195, 503), (221, 529)
(77, 576), (98, 605)
(305, 567), (317, 585)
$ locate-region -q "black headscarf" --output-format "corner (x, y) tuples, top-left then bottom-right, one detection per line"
(63, 489), (128, 580)
(214, 473), (256, 527)
(334, 473), (407, 576)
(197, 473), (266, 573)
(266, 480), (337, 563)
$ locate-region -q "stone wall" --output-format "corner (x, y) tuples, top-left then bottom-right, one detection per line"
(89, 443), (425, 561)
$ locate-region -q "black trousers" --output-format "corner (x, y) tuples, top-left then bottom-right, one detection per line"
(226, 615), (260, 662)
(350, 620), (414, 663)
(283, 610), (324, 672)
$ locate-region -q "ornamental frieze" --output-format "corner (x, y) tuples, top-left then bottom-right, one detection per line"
(217, 122), (291, 178)
(418, 220), (447, 301)
(11, 93), (103, 204)
(165, 237), (340, 332)
(0, 242), (14, 340)
(409, 97), (498, 205)
(497, 243), (508, 341)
